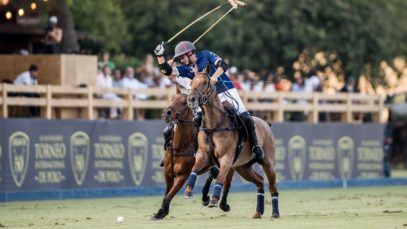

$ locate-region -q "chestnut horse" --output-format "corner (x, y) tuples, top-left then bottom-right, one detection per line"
(152, 93), (232, 220)
(184, 66), (280, 219)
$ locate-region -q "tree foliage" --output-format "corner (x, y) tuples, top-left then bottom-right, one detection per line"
(69, 0), (407, 79)
(68, 0), (130, 53)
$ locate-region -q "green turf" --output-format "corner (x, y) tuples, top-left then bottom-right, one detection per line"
(1, 186), (407, 229)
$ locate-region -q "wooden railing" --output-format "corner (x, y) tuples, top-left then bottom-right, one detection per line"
(0, 84), (384, 123)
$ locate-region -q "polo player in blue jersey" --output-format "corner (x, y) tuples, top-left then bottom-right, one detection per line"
(154, 41), (264, 164)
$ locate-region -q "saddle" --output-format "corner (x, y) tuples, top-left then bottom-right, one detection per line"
(221, 101), (248, 140)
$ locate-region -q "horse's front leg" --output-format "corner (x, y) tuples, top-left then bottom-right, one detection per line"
(152, 173), (190, 220)
(201, 166), (219, 206)
(208, 151), (234, 208)
(219, 168), (234, 211)
(184, 149), (210, 199)
(151, 161), (174, 220)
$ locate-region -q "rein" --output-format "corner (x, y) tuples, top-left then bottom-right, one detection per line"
(192, 74), (237, 134)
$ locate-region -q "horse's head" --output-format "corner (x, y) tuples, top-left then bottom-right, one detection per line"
(162, 93), (189, 122)
(187, 64), (215, 109)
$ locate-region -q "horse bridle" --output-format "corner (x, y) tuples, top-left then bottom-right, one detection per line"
(189, 73), (216, 106)
(165, 94), (194, 125)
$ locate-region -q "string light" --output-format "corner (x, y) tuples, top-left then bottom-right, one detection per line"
(1, 0), (10, 6)
(31, 2), (37, 10)
(18, 9), (25, 16)
(5, 11), (12, 20)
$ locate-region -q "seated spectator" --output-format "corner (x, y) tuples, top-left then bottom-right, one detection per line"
(14, 64), (40, 116)
(136, 54), (156, 87)
(228, 66), (243, 91)
(112, 68), (124, 88)
(96, 65), (122, 119)
(263, 72), (276, 93)
(340, 76), (357, 93)
(305, 69), (322, 92)
(121, 66), (149, 100)
(273, 74), (284, 91)
(152, 68), (172, 89)
(14, 64), (39, 85)
(290, 74), (312, 121)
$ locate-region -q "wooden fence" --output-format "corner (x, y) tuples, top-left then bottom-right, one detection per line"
(0, 84), (384, 123)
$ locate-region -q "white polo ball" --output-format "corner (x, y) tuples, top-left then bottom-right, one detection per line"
(116, 216), (124, 223)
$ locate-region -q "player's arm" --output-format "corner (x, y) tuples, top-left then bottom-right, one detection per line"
(205, 50), (228, 83)
(154, 42), (177, 80)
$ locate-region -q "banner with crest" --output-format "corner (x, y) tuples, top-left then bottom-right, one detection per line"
(0, 120), (384, 195)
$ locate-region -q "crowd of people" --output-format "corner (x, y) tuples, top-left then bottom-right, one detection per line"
(93, 49), (361, 119)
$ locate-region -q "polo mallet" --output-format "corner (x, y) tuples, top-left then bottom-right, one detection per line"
(164, 0), (246, 46)
(164, 0), (230, 46)
(193, 7), (233, 44)
(193, 0), (246, 43)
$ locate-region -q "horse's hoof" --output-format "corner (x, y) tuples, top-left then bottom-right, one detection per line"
(219, 203), (230, 212)
(272, 213), (280, 219)
(184, 191), (193, 199)
(151, 208), (168, 220)
(202, 199), (210, 206)
(252, 212), (262, 219)
(208, 199), (218, 208)
(202, 195), (210, 206)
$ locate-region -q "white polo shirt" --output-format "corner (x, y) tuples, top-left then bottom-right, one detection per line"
(14, 71), (37, 85)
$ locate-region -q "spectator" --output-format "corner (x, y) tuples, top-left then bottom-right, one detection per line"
(152, 68), (172, 89)
(112, 68), (123, 88)
(122, 66), (148, 100)
(136, 54), (156, 87)
(340, 76), (357, 93)
(228, 66), (242, 90)
(96, 65), (121, 119)
(41, 16), (63, 54)
(305, 69), (322, 92)
(273, 74), (284, 91)
(98, 51), (116, 71)
(14, 64), (40, 116)
(290, 75), (311, 121)
(263, 72), (275, 93)
(15, 64), (39, 85)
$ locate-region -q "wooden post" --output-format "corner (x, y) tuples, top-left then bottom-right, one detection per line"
(87, 87), (94, 120)
(373, 95), (384, 123)
(46, 85), (52, 119)
(276, 93), (284, 122)
(345, 93), (352, 123)
(124, 89), (134, 120)
(310, 93), (319, 123)
(2, 83), (8, 118)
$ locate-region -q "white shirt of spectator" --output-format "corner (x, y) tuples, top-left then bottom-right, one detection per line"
(305, 75), (321, 91)
(96, 73), (121, 118)
(156, 77), (173, 89)
(96, 73), (113, 88)
(121, 76), (149, 100)
(14, 71), (37, 85)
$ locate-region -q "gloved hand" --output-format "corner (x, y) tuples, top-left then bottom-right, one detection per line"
(154, 42), (165, 56)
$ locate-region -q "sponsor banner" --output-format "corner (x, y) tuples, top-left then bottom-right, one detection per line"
(0, 120), (384, 193)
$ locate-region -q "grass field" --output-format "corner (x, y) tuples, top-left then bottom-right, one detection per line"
(1, 186), (407, 229)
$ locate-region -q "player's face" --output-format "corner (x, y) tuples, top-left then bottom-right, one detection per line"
(180, 52), (197, 65)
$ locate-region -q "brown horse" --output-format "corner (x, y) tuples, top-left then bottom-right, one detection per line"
(151, 93), (232, 220)
(184, 66), (280, 219)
